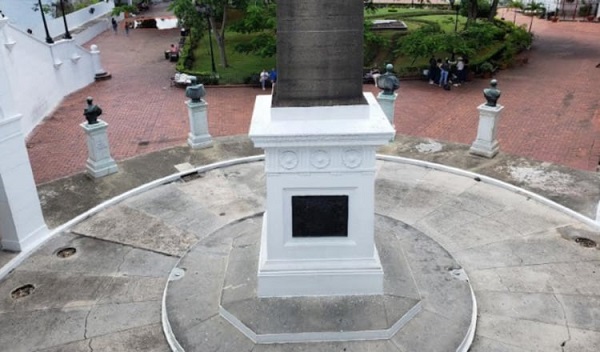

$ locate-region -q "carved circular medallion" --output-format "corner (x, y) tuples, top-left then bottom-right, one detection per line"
(343, 149), (362, 169)
(279, 151), (299, 170)
(310, 150), (330, 169)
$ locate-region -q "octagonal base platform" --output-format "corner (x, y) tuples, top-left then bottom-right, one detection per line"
(162, 214), (476, 351)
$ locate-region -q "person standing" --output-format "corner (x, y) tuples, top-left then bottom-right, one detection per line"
(371, 67), (381, 87)
(124, 21), (130, 36)
(269, 68), (277, 88)
(455, 57), (465, 86)
(428, 56), (437, 85)
(439, 58), (450, 88)
(111, 18), (118, 34)
(260, 69), (269, 90)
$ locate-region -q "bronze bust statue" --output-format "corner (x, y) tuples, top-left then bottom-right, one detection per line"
(185, 77), (206, 103)
(377, 64), (400, 95)
(483, 79), (501, 107)
(83, 97), (102, 124)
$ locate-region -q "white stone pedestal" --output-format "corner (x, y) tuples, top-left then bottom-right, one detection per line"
(186, 100), (213, 149)
(81, 119), (118, 178)
(249, 93), (394, 297)
(470, 104), (504, 158)
(0, 115), (49, 252)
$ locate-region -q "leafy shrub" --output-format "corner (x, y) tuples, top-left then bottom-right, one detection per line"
(479, 61), (495, 73)
(462, 22), (504, 49)
(176, 37), (220, 85)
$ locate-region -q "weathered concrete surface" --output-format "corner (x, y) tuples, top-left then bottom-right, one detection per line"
(1, 154), (597, 351)
(34, 135), (600, 231)
(0, 231), (176, 351)
(165, 214), (473, 349)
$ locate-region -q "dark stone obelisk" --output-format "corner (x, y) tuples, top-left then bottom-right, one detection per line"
(272, 0), (366, 107)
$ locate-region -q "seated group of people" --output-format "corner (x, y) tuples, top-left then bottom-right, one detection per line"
(427, 56), (468, 89)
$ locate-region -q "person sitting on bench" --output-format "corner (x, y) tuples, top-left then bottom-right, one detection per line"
(169, 44), (179, 61)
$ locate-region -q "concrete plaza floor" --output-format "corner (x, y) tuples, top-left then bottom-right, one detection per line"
(0, 5), (599, 352)
(1, 135), (599, 351)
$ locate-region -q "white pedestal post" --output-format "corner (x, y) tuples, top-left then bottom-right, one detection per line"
(90, 44), (111, 80)
(186, 100), (213, 149)
(377, 92), (397, 127)
(249, 93), (394, 297)
(0, 116), (49, 252)
(377, 92), (398, 142)
(81, 119), (118, 178)
(469, 104), (503, 158)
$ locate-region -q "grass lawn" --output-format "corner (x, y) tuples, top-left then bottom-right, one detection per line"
(416, 15), (468, 32)
(192, 31), (276, 85)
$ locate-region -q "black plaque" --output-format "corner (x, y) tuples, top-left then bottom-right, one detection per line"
(292, 195), (348, 237)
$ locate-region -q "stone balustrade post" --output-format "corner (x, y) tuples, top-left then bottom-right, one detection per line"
(186, 99), (213, 149)
(81, 119), (118, 178)
(469, 104), (503, 158)
(90, 44), (111, 80)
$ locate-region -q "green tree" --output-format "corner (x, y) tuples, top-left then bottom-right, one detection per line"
(525, 1), (545, 32)
(232, 1), (386, 61)
(397, 24), (444, 64)
(507, 0), (524, 23)
(363, 20), (388, 65)
(464, 0), (479, 27)
(231, 2), (277, 57)
(462, 21), (504, 49)
(488, 0), (500, 20)
(168, 0), (204, 42)
(171, 0), (251, 68)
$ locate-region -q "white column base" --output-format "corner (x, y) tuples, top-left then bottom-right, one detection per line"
(1, 224), (48, 253)
(0, 115), (49, 252)
(469, 139), (500, 158)
(257, 213), (384, 297)
(470, 104), (503, 159)
(85, 158), (119, 178)
(187, 133), (213, 149)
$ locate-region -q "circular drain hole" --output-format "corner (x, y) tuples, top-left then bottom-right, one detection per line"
(575, 237), (597, 248)
(56, 247), (77, 258)
(11, 284), (35, 299)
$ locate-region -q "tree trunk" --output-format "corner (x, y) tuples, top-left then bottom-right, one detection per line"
(211, 6), (229, 68)
(489, 0), (500, 20)
(466, 0), (478, 28)
(529, 13), (534, 32)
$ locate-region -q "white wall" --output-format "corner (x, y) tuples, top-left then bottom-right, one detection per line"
(2, 1), (114, 41)
(0, 17), (95, 135)
(0, 0), (54, 32)
(75, 19), (110, 46)
(34, 1), (115, 42)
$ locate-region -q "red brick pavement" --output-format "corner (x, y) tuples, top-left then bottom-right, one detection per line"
(26, 11), (600, 184)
